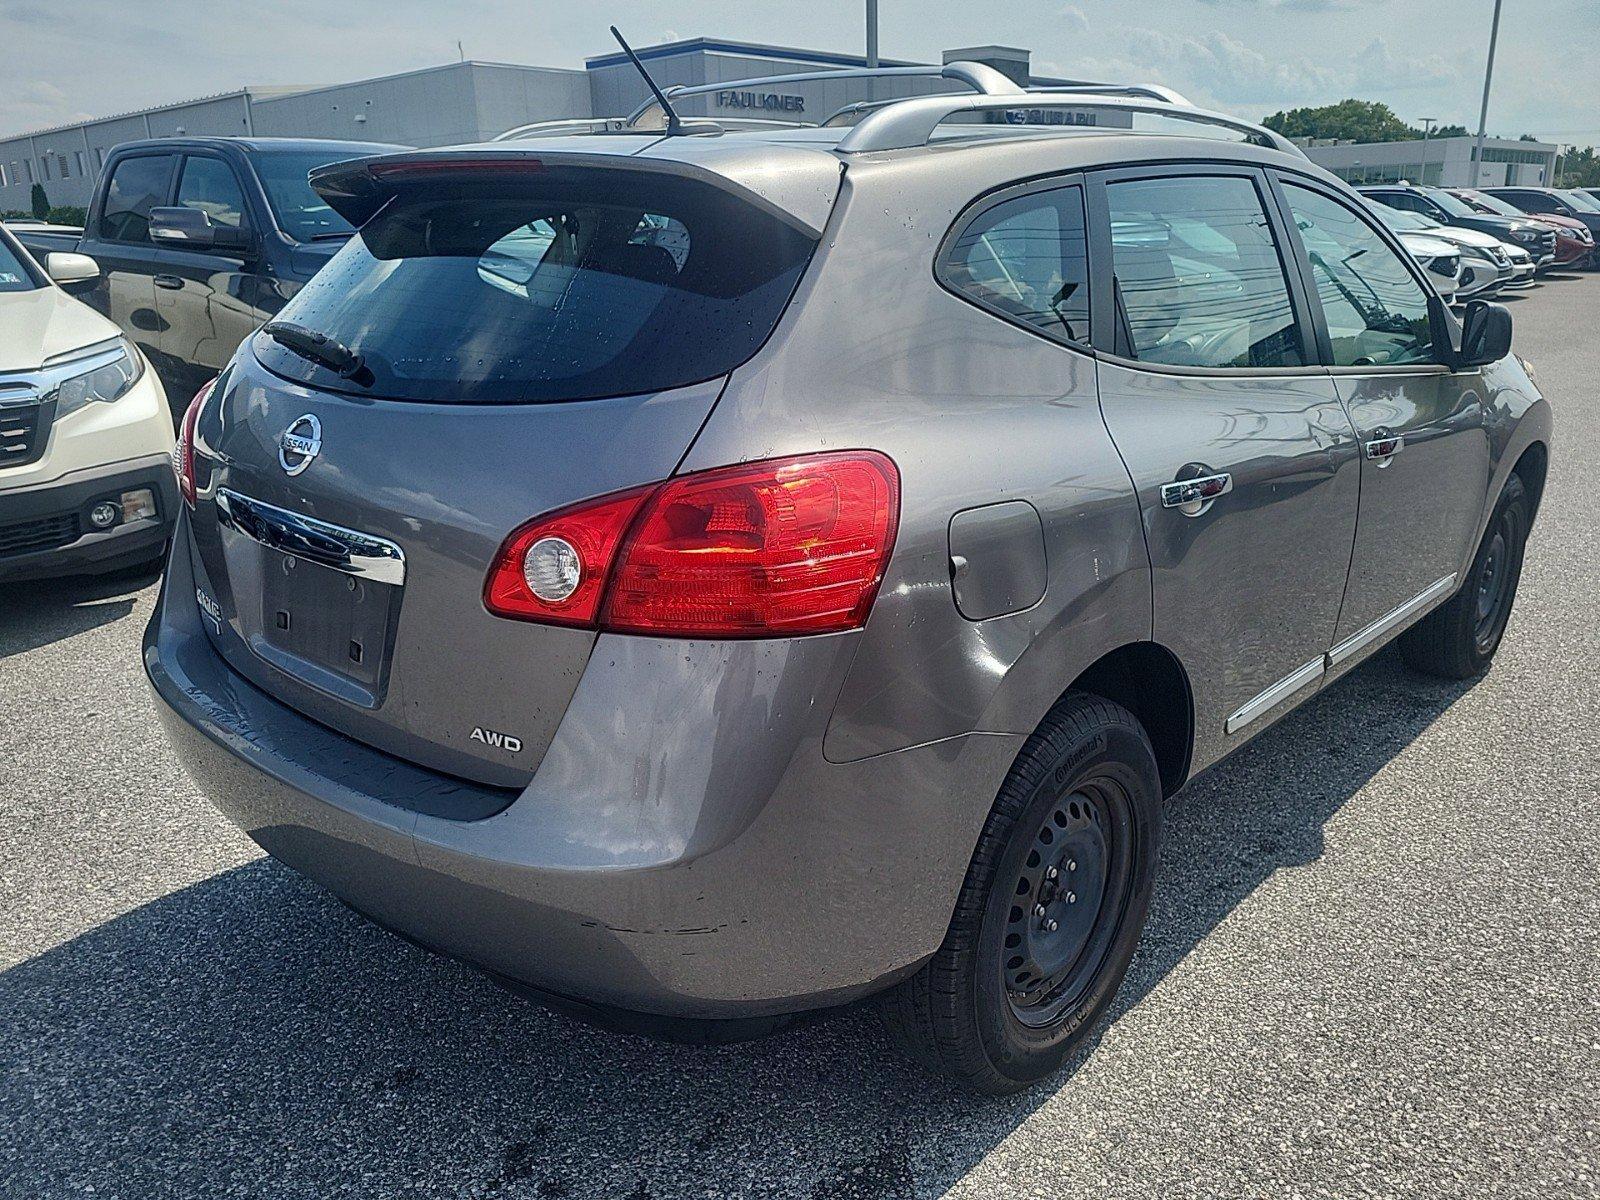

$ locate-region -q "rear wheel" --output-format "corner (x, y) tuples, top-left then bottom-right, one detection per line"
(879, 694), (1162, 1094)
(1400, 474), (1529, 679)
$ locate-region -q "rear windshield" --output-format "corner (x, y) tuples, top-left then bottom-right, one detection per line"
(253, 170), (818, 403)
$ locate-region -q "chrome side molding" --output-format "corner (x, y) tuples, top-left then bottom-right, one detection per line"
(215, 488), (406, 587)
(1227, 573), (1459, 735)
(1328, 574), (1457, 668)
(1225, 657), (1325, 735)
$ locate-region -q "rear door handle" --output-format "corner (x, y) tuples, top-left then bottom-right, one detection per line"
(153, 274), (184, 290)
(1161, 472), (1232, 516)
(1364, 432), (1404, 467)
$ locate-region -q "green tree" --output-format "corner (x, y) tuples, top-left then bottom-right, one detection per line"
(29, 183), (49, 220)
(1556, 146), (1600, 189)
(1262, 99), (1418, 143)
(1434, 124), (1468, 138)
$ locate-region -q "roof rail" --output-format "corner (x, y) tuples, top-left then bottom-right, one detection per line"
(492, 115), (805, 141)
(832, 92), (1306, 157)
(1023, 82), (1193, 105)
(623, 60), (1021, 127)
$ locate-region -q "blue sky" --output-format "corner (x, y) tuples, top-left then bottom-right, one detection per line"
(4, 0), (1598, 146)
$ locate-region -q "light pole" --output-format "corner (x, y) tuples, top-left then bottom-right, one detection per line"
(1417, 117), (1437, 185)
(866, 0), (879, 68)
(1471, 0), (1504, 187)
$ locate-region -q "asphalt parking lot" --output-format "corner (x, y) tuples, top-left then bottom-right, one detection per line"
(3, 275), (1597, 1199)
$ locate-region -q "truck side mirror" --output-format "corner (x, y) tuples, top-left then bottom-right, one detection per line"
(150, 206), (251, 253)
(1455, 299), (1512, 369)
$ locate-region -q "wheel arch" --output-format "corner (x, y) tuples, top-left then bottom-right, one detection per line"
(1060, 641), (1194, 798)
(1510, 439), (1549, 519)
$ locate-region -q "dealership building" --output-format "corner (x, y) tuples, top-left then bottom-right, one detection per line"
(1298, 135), (1559, 189)
(0, 38), (1102, 211)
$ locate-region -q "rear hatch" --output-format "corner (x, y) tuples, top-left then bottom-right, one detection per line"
(184, 152), (827, 788)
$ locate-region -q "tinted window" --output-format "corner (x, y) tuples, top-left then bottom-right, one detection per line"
(176, 157), (247, 228)
(941, 186), (1089, 344)
(0, 232), (41, 292)
(1282, 183), (1436, 368)
(253, 151), (359, 242)
(1106, 174), (1304, 369)
(99, 155), (173, 242)
(256, 171), (817, 403)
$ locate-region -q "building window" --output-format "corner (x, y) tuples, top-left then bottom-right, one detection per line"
(74, 150), (86, 177)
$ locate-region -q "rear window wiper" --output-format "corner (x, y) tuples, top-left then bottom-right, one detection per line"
(263, 320), (367, 380)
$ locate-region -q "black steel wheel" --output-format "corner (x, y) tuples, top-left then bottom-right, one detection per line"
(1401, 472), (1530, 679)
(1002, 780), (1135, 1027)
(878, 693), (1162, 1094)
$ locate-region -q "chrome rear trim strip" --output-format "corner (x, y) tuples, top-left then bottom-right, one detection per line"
(215, 488), (406, 586)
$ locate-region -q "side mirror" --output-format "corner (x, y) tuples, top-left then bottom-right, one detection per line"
(149, 206), (251, 253)
(1456, 299), (1512, 369)
(45, 251), (100, 292)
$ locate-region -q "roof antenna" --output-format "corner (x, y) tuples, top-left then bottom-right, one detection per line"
(610, 25), (684, 135)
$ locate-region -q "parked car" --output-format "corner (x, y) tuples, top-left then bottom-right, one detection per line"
(0, 224), (174, 582)
(1393, 229), (1463, 301)
(1359, 184), (1557, 271)
(1446, 188), (1595, 270)
(1480, 186), (1600, 253)
(1368, 204), (1508, 299)
(14, 137), (404, 416)
(144, 76), (1550, 1094)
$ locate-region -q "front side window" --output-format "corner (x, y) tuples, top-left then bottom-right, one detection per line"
(1281, 182), (1436, 368)
(1106, 174), (1304, 369)
(176, 157), (247, 229)
(940, 186), (1089, 344)
(99, 155), (173, 243)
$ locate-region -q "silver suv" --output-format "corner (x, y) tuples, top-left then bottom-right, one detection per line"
(145, 66), (1550, 1093)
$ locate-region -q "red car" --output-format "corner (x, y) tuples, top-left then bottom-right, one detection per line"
(1448, 188), (1595, 269)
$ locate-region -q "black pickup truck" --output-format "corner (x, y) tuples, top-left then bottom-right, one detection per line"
(13, 136), (403, 415)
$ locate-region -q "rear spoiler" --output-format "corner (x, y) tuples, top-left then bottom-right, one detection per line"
(309, 149), (839, 238)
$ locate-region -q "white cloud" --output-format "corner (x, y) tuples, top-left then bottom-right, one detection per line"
(1059, 6), (1090, 35)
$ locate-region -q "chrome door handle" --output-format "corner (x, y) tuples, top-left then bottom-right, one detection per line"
(153, 274), (184, 290)
(1161, 472), (1232, 516)
(1364, 432), (1404, 467)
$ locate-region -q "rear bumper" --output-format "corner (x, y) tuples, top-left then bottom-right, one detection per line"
(145, 524), (1019, 1020)
(0, 454), (176, 582)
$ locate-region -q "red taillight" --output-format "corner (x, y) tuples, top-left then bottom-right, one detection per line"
(368, 157), (543, 181)
(484, 451), (901, 638)
(174, 377), (216, 508)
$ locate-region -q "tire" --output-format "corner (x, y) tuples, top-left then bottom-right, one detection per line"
(1399, 473), (1529, 680)
(878, 694), (1163, 1094)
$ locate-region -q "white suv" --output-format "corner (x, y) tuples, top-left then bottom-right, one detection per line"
(1, 225), (173, 583)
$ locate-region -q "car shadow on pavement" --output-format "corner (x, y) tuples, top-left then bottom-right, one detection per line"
(0, 567), (160, 661)
(0, 650), (1473, 1199)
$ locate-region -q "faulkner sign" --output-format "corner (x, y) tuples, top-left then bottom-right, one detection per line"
(715, 90), (806, 114)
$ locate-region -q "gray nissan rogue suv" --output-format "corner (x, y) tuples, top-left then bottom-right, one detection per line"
(145, 69), (1551, 1093)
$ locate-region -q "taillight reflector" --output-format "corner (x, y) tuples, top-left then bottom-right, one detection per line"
(484, 451), (900, 638)
(174, 377), (217, 508)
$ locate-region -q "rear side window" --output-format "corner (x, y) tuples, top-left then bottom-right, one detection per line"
(255, 171), (818, 403)
(176, 157), (248, 229)
(940, 186), (1090, 345)
(99, 155), (173, 243)
(1106, 174), (1304, 369)
(1280, 183), (1437, 368)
